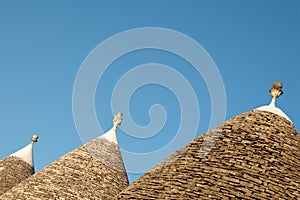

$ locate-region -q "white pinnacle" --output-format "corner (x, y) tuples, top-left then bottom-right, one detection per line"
(255, 82), (292, 123)
(10, 135), (39, 167)
(99, 112), (123, 145)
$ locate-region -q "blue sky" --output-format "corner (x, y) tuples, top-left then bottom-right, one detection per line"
(0, 0), (299, 183)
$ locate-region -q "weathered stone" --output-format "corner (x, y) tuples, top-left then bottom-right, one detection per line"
(1, 138), (128, 199)
(117, 110), (300, 199)
(0, 156), (34, 196)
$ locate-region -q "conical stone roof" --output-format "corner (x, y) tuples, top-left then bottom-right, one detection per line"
(117, 83), (300, 199)
(1, 113), (129, 199)
(117, 110), (299, 199)
(0, 135), (38, 196)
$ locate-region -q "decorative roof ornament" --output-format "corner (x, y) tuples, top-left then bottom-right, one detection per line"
(99, 112), (123, 144)
(269, 81), (283, 107)
(255, 81), (292, 123)
(113, 112), (123, 129)
(10, 134), (39, 167)
(31, 134), (39, 143)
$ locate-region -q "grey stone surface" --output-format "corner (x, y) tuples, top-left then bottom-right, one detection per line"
(117, 110), (300, 199)
(1, 138), (128, 199)
(86, 138), (126, 172)
(0, 156), (34, 196)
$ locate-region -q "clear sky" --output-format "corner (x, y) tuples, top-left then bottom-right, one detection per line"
(0, 0), (299, 183)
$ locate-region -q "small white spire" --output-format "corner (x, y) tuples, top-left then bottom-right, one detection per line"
(99, 112), (123, 144)
(269, 98), (276, 107)
(10, 135), (39, 167)
(255, 81), (292, 122)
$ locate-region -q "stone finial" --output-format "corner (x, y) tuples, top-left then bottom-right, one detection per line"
(99, 112), (123, 144)
(31, 135), (39, 143)
(113, 112), (123, 128)
(10, 134), (39, 167)
(269, 81), (283, 99)
(255, 81), (292, 122)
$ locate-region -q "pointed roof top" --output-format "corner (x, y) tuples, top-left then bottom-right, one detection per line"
(1, 113), (129, 199)
(99, 112), (122, 144)
(117, 110), (299, 199)
(256, 81), (292, 122)
(10, 135), (38, 167)
(0, 135), (38, 196)
(117, 82), (299, 199)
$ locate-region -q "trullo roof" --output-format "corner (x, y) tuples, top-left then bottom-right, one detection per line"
(0, 135), (38, 196)
(117, 82), (299, 199)
(0, 113), (128, 199)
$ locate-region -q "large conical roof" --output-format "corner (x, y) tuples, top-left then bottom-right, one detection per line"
(117, 83), (300, 199)
(1, 113), (128, 199)
(117, 110), (299, 199)
(0, 135), (38, 196)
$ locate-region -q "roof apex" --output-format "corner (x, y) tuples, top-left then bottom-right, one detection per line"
(98, 112), (122, 145)
(9, 135), (38, 167)
(255, 81), (292, 123)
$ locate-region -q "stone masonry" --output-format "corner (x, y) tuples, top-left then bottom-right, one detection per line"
(117, 110), (300, 199)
